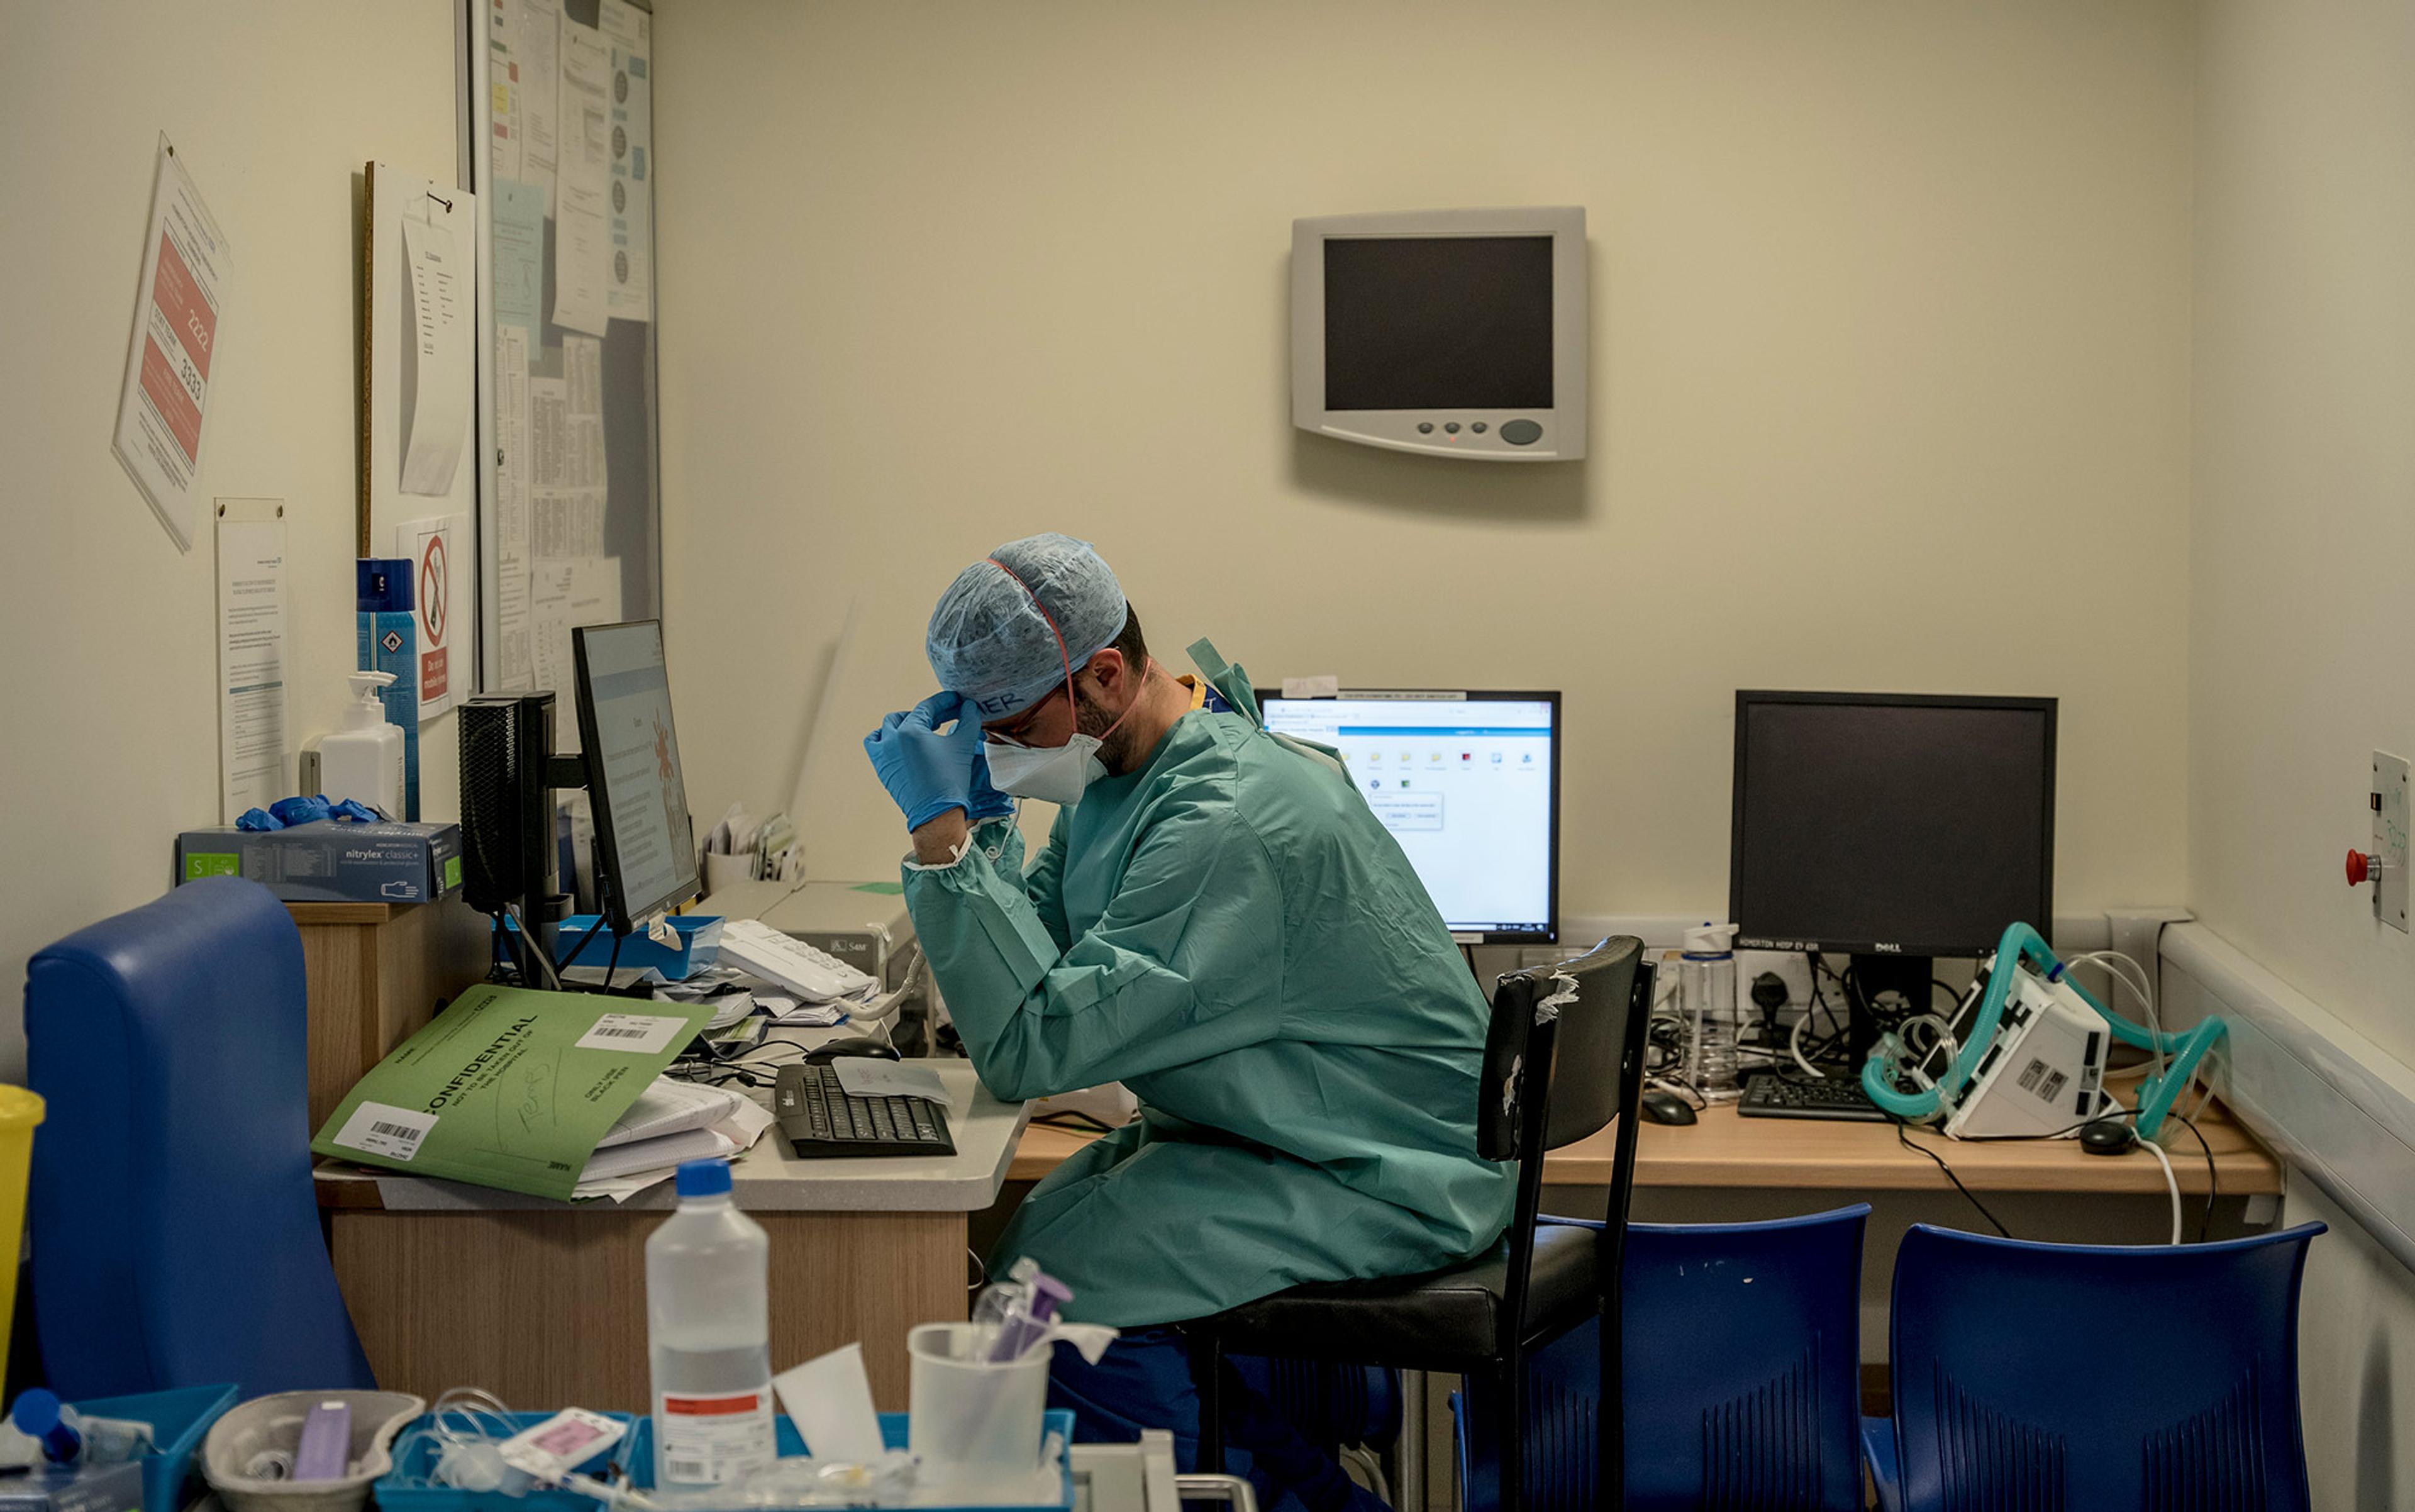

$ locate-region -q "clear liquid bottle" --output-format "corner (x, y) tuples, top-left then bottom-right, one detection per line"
(1682, 923), (1742, 1101)
(647, 1160), (776, 1491)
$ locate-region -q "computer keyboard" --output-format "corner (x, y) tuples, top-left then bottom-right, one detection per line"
(1737, 1071), (1891, 1123)
(773, 1062), (956, 1158)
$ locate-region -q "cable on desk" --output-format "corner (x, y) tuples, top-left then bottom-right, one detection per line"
(2168, 1111), (2219, 1243)
(1906, 1104), (2226, 1245)
(669, 1036), (808, 1089)
(1030, 1110), (1124, 1135)
(1893, 1118), (2012, 1238)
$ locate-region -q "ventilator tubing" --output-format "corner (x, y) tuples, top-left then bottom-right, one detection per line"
(1859, 921), (2226, 1139)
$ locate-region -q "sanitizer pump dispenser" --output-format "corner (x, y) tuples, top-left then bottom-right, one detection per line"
(322, 670), (406, 817)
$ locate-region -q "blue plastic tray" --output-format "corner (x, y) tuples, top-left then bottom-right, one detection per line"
(374, 1412), (635, 1512)
(623, 1409), (1075, 1512)
(69, 1384), (238, 1512)
(503, 915), (723, 981)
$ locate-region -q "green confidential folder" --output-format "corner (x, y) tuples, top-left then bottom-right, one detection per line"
(311, 983), (716, 1201)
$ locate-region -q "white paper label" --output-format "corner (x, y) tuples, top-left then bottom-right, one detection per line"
(828, 1059), (951, 1105)
(576, 1012), (689, 1053)
(656, 1388), (775, 1487)
(499, 1408), (626, 1479)
(333, 1101), (436, 1162)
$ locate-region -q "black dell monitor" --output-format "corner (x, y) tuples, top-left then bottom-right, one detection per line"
(571, 620), (701, 935)
(1729, 690), (2057, 1055)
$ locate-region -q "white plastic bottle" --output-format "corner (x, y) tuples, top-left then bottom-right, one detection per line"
(647, 1160), (775, 1491)
(1682, 922), (1743, 1101)
(320, 671), (405, 816)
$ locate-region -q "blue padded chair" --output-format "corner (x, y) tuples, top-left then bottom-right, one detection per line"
(1455, 1204), (1871, 1511)
(23, 876), (374, 1398)
(1865, 1220), (2325, 1512)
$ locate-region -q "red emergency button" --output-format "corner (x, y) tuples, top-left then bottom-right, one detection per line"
(2348, 849), (2375, 886)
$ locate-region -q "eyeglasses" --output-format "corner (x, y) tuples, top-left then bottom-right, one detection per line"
(983, 685), (1069, 747)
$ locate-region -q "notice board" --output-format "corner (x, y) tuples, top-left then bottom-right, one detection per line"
(469, 0), (660, 701)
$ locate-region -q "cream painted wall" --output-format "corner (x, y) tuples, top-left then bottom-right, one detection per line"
(654, 0), (2196, 911)
(0, 1), (460, 1080)
(2194, 0), (2415, 1498)
(2193, 0), (2415, 1076)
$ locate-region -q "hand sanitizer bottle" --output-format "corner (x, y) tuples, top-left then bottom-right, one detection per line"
(321, 671), (405, 817)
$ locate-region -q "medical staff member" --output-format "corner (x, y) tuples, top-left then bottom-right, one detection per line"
(863, 534), (1510, 1512)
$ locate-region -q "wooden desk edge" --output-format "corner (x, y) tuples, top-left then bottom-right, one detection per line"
(287, 901), (410, 925)
(1008, 1106), (2287, 1196)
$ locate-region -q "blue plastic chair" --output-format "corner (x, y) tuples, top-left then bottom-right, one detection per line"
(1455, 1204), (1871, 1511)
(23, 876), (375, 1397)
(1865, 1220), (2325, 1512)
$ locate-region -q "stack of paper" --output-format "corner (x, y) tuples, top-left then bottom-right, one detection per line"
(573, 1076), (776, 1203)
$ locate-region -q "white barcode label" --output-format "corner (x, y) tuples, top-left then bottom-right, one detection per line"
(332, 1101), (436, 1162)
(575, 1013), (689, 1054)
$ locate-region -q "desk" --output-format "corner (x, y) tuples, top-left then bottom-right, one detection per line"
(287, 899), (490, 1131)
(1009, 1101), (2284, 1194)
(1008, 1099), (2282, 1512)
(319, 1062), (1026, 1410)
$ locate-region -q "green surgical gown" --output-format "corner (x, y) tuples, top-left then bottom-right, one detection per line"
(901, 689), (1513, 1327)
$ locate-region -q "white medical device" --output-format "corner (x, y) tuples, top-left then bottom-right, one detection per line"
(1936, 960), (2116, 1139)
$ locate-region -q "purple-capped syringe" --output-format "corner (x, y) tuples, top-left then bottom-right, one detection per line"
(984, 1269), (1074, 1362)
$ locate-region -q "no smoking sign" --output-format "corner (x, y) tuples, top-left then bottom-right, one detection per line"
(401, 518), (459, 714)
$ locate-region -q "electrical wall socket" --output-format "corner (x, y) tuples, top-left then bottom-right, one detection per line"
(1738, 948), (1816, 1024)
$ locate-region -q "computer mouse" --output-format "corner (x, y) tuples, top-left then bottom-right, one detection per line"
(804, 1037), (901, 1064)
(2079, 1118), (2138, 1155)
(1639, 1090), (1698, 1126)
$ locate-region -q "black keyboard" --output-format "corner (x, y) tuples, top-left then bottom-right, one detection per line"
(1737, 1071), (1890, 1123)
(773, 1062), (956, 1158)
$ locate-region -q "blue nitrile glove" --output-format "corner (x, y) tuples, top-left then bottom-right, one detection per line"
(966, 750), (1015, 822)
(864, 691), (982, 830)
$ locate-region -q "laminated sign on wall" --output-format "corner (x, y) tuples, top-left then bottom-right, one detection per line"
(398, 515), (464, 720)
(113, 136), (230, 552)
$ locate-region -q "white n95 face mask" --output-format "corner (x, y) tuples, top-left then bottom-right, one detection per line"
(983, 733), (1108, 806)
(981, 655), (1155, 807)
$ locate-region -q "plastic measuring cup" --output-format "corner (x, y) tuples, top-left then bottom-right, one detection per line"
(905, 1323), (1049, 1479)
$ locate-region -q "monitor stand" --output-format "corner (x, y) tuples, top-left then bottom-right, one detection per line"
(1845, 952), (1933, 1070)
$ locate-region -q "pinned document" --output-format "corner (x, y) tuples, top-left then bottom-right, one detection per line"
(113, 136), (230, 552)
(399, 216), (471, 497)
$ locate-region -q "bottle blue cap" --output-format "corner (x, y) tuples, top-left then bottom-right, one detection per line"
(10, 1390), (58, 1437)
(675, 1160), (733, 1198)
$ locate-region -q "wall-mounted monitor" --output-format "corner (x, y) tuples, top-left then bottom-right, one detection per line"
(1291, 206), (1587, 462)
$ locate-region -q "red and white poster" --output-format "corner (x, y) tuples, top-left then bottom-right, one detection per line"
(398, 515), (465, 718)
(113, 136), (230, 553)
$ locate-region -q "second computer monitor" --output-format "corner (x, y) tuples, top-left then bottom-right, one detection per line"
(1258, 690), (1560, 943)
(1729, 689), (2055, 1037)
(572, 620), (702, 935)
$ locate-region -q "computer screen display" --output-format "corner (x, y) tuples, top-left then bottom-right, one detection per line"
(1729, 691), (2056, 958)
(1258, 691), (1560, 942)
(1323, 236), (1555, 411)
(572, 620), (700, 932)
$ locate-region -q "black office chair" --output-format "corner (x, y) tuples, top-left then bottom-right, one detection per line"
(1185, 937), (1652, 1512)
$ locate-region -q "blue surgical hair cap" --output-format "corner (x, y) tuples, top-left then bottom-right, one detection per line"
(926, 533), (1130, 722)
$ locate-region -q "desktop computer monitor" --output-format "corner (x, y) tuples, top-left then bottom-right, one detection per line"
(1729, 689), (2056, 1052)
(572, 620), (701, 935)
(1258, 689), (1560, 943)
